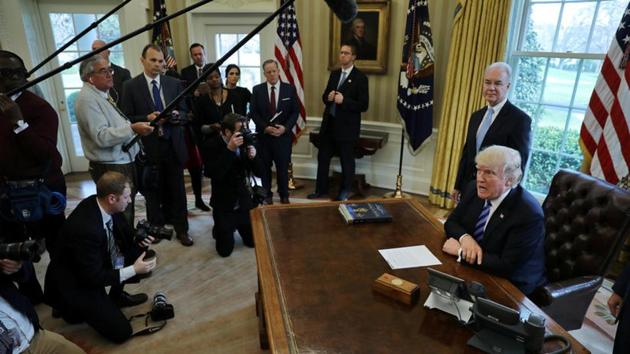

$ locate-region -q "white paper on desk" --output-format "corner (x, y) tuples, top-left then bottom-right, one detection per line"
(378, 245), (441, 269)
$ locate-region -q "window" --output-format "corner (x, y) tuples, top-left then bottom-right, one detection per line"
(48, 12), (124, 156)
(214, 33), (261, 92)
(507, 0), (626, 194)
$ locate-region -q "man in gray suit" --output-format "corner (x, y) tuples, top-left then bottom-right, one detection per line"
(75, 54), (153, 227)
(120, 44), (193, 246)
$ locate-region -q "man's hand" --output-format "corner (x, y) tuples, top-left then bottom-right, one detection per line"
(0, 94), (23, 126)
(247, 145), (256, 159)
(0, 259), (23, 275)
(608, 292), (623, 318)
(196, 82), (210, 96)
(333, 92), (344, 104)
(327, 90), (336, 102)
(146, 111), (160, 122)
(442, 238), (461, 256)
(131, 122), (154, 136)
(132, 252), (156, 274)
(264, 126), (276, 135)
(137, 236), (154, 248)
(227, 132), (244, 151)
(451, 189), (460, 203)
(460, 234), (483, 265)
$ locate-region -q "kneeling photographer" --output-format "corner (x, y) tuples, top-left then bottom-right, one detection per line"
(44, 172), (156, 343)
(205, 113), (262, 257)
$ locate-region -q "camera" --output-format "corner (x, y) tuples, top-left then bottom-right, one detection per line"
(0, 240), (43, 262)
(238, 126), (257, 147)
(134, 220), (174, 244)
(150, 292), (175, 321)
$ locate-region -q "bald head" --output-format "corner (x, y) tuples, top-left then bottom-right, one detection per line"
(91, 39), (110, 61)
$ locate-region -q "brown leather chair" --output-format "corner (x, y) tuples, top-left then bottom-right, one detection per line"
(531, 169), (630, 330)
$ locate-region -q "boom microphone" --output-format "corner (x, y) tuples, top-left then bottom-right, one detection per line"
(324, 0), (358, 23)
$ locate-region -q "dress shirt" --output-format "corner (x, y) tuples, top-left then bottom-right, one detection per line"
(339, 65), (354, 86)
(0, 297), (34, 353)
(96, 199), (136, 282)
(143, 73), (166, 110)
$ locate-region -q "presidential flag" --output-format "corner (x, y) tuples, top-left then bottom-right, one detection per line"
(397, 0), (434, 154)
(152, 0), (177, 70)
(274, 0), (306, 142)
(579, 1), (630, 186)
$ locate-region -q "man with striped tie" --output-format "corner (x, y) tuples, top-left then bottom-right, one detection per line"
(451, 62), (531, 202)
(442, 145), (546, 296)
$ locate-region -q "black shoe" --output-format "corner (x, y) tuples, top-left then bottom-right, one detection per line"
(263, 197), (273, 205)
(307, 192), (329, 199)
(177, 232), (194, 246)
(195, 199), (211, 211)
(280, 197), (290, 204)
(112, 291), (148, 308)
(335, 190), (351, 201)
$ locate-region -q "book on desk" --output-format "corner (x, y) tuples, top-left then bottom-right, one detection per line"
(338, 202), (392, 224)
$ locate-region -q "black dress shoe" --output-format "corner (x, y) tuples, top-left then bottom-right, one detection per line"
(195, 199), (211, 211)
(263, 197), (273, 205)
(335, 190), (351, 201)
(307, 192), (329, 199)
(280, 197), (290, 204)
(177, 232), (194, 246)
(112, 291), (148, 308)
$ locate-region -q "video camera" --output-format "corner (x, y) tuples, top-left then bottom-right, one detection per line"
(0, 240), (44, 262)
(134, 220), (174, 244)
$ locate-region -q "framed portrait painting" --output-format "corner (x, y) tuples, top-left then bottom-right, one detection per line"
(328, 0), (390, 74)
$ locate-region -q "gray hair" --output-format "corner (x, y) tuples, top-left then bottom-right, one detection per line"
(79, 55), (107, 82)
(475, 145), (522, 187)
(486, 62), (512, 82)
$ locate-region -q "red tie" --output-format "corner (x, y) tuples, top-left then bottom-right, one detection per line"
(270, 86), (276, 115)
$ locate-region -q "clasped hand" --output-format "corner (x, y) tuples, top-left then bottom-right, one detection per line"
(327, 90), (344, 104)
(442, 234), (483, 265)
(264, 124), (285, 137)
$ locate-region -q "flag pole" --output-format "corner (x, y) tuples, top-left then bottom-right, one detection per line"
(384, 128), (408, 198)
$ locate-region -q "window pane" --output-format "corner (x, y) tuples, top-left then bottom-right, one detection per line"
(240, 67), (259, 92)
(74, 14), (98, 52)
(97, 14), (122, 50)
(555, 2), (596, 53)
(524, 150), (558, 194)
(217, 34), (238, 58)
(240, 35), (260, 66)
(558, 154), (582, 172)
(513, 56), (546, 104)
(542, 61), (578, 106)
(533, 106), (570, 152)
(563, 110), (584, 155)
(522, 3), (561, 51)
(589, 0), (627, 53)
(109, 51), (125, 68)
(574, 59), (601, 108)
(59, 52), (82, 88)
(49, 13), (77, 51)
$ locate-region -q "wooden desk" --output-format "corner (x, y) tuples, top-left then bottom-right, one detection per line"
(252, 198), (588, 353)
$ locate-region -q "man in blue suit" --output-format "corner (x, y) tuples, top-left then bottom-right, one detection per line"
(249, 59), (298, 204)
(443, 145), (546, 296)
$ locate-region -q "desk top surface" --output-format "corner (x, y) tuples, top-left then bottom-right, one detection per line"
(252, 198), (588, 354)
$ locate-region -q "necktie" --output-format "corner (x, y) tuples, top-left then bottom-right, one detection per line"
(197, 67), (203, 78)
(330, 71), (348, 117)
(476, 107), (494, 152)
(269, 85), (276, 115)
(151, 80), (164, 112)
(473, 201), (491, 241)
(105, 219), (121, 267)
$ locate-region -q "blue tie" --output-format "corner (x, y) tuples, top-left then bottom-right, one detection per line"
(152, 80), (164, 111)
(476, 107), (494, 152)
(473, 201), (491, 241)
(330, 71), (348, 117)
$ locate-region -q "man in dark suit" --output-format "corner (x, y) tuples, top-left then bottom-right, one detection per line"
(249, 59), (298, 204)
(120, 44), (193, 246)
(452, 62), (531, 202)
(44, 172), (155, 343)
(307, 43), (369, 201)
(608, 264), (630, 354)
(180, 43), (206, 91)
(205, 113), (261, 257)
(91, 40), (131, 107)
(443, 145), (546, 296)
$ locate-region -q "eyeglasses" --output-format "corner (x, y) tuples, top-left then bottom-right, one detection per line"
(0, 68), (27, 78)
(92, 68), (115, 76)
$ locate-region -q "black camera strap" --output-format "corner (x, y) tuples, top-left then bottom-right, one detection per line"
(128, 312), (167, 337)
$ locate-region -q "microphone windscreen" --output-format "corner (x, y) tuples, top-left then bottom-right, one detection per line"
(324, 0), (358, 23)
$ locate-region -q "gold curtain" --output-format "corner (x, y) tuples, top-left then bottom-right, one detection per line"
(428, 0), (512, 208)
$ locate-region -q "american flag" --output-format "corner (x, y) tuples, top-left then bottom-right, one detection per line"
(274, 0), (306, 142)
(579, 1), (630, 185)
(152, 0), (177, 70)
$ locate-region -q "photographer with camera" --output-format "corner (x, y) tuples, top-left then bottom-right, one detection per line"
(0, 50), (67, 304)
(45, 172), (156, 343)
(0, 260), (85, 353)
(205, 113), (262, 257)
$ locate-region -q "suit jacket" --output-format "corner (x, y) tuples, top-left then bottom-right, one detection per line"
(0, 266), (40, 333)
(444, 182), (546, 295)
(455, 100), (531, 191)
(180, 64), (202, 89)
(110, 63), (131, 107)
(320, 66), (369, 142)
(45, 195), (139, 308)
(205, 134), (262, 212)
(120, 74), (188, 166)
(249, 82), (299, 140)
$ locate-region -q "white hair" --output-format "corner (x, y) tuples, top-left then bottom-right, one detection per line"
(79, 54), (107, 82)
(475, 145), (522, 187)
(486, 62), (512, 82)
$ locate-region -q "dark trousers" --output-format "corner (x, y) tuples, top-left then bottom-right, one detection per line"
(188, 166), (204, 201)
(614, 301), (630, 354)
(213, 208), (254, 257)
(145, 142), (188, 234)
(315, 132), (356, 194)
(259, 136), (291, 198)
(89, 161), (137, 227)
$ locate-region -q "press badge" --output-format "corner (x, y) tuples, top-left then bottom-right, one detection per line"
(114, 256), (125, 270)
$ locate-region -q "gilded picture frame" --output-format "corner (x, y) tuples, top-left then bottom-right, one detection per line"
(328, 0), (390, 74)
